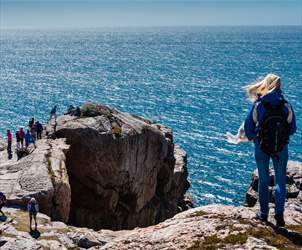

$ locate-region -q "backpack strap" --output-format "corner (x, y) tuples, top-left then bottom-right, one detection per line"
(252, 102), (260, 124)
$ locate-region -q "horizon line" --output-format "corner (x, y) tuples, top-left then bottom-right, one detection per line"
(1, 24), (301, 31)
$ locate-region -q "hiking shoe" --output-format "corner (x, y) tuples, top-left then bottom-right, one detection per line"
(255, 212), (268, 222)
(274, 214), (285, 227)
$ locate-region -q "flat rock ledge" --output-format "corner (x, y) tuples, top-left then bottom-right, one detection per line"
(1, 198), (302, 250)
(0, 139), (71, 222)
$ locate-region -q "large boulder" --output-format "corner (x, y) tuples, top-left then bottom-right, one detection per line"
(245, 161), (302, 207)
(45, 102), (190, 230)
(0, 139), (71, 222)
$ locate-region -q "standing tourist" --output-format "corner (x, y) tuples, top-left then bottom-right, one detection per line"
(28, 117), (35, 129)
(50, 105), (57, 122)
(36, 121), (43, 140)
(27, 197), (39, 232)
(25, 129), (36, 149)
(244, 74), (296, 227)
(18, 128), (25, 148)
(6, 129), (12, 159)
(15, 130), (21, 149)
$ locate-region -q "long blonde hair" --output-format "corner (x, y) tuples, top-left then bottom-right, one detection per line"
(245, 73), (281, 102)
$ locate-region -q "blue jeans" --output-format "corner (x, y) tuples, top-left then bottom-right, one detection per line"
(255, 143), (288, 217)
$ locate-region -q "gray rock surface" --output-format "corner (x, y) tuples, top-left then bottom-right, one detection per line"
(0, 139), (71, 222)
(1, 199), (302, 250)
(45, 102), (190, 230)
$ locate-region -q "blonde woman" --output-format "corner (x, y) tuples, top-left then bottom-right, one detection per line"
(244, 74), (296, 227)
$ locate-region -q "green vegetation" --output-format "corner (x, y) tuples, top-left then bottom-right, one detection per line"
(223, 233), (248, 245)
(190, 210), (208, 217)
(189, 234), (222, 250)
(189, 221), (302, 250)
(6, 209), (49, 233)
(286, 225), (302, 234)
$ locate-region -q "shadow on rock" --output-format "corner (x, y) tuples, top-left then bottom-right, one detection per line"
(267, 221), (302, 246)
(0, 215), (7, 222)
(0, 240), (7, 247)
(29, 229), (41, 239)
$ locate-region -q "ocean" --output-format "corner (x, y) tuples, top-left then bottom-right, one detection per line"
(0, 26), (301, 206)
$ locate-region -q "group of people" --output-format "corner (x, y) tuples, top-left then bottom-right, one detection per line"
(4, 105), (59, 160)
(0, 192), (39, 232)
(65, 105), (81, 117)
(6, 119), (44, 160)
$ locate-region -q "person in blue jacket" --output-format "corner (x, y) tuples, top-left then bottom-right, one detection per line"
(244, 74), (296, 227)
(25, 129), (36, 149)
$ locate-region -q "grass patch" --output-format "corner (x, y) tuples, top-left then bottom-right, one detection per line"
(39, 235), (60, 241)
(190, 210), (208, 217)
(286, 225), (302, 234)
(7, 209), (49, 233)
(189, 234), (222, 250)
(224, 233), (248, 245)
(189, 223), (302, 250)
(1, 232), (16, 238)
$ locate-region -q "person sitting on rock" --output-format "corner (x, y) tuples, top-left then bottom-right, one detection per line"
(65, 105), (76, 115)
(0, 192), (6, 217)
(244, 74), (296, 227)
(28, 197), (39, 232)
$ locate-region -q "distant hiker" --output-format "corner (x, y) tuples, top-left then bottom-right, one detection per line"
(28, 197), (39, 231)
(244, 74), (296, 227)
(50, 105), (57, 122)
(25, 129), (36, 149)
(6, 129), (12, 159)
(36, 121), (43, 140)
(18, 128), (25, 148)
(30, 122), (37, 142)
(28, 117), (35, 129)
(0, 192), (6, 217)
(16, 130), (21, 148)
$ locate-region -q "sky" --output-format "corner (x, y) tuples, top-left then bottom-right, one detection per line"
(0, 0), (301, 29)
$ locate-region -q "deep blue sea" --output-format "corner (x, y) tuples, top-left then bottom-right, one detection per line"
(0, 26), (301, 206)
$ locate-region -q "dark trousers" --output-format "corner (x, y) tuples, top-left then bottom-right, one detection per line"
(7, 141), (12, 153)
(37, 132), (42, 140)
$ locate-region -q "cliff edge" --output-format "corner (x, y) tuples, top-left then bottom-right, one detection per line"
(0, 102), (190, 230)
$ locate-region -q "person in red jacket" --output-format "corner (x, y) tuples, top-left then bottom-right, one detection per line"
(18, 128), (25, 148)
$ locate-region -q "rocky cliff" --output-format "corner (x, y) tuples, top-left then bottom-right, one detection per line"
(1, 183), (301, 249)
(0, 103), (190, 230)
(1, 103), (301, 249)
(1, 160), (301, 250)
(0, 139), (71, 222)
